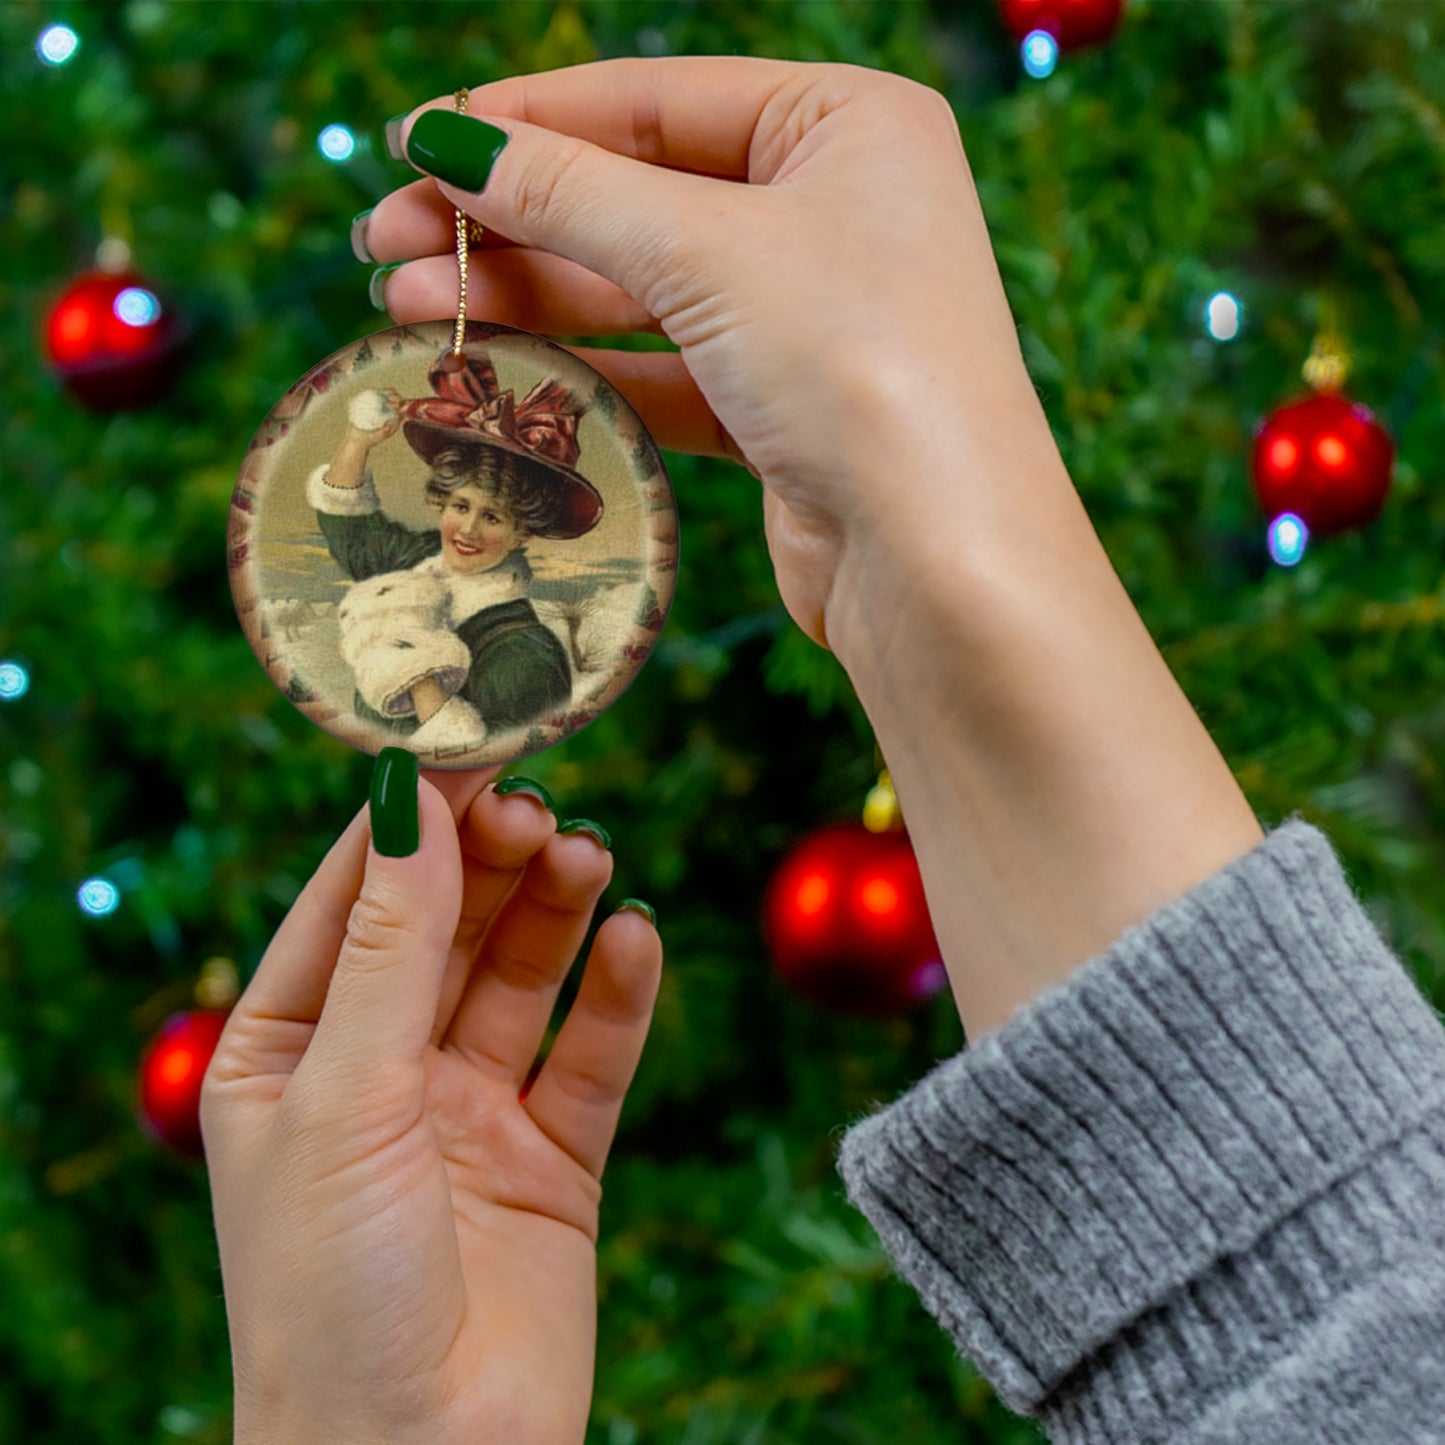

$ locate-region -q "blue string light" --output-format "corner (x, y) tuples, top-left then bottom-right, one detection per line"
(1022, 31), (1059, 79)
(114, 287), (162, 327)
(37, 24), (79, 66)
(78, 878), (121, 917)
(1268, 512), (1309, 567)
(0, 661), (29, 700)
(318, 124), (356, 162)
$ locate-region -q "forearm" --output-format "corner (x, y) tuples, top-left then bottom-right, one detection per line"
(828, 393), (1262, 1043)
(327, 430), (377, 490)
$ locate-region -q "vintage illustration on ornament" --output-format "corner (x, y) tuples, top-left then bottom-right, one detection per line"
(229, 320), (677, 768)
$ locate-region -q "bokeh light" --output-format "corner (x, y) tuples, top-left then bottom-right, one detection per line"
(1205, 291), (1242, 341)
(114, 287), (162, 327)
(794, 872), (831, 918)
(318, 124), (356, 161)
(1022, 31), (1059, 79)
(0, 661), (29, 700)
(859, 877), (900, 918)
(1267, 436), (1299, 475)
(909, 959), (947, 1001)
(1268, 512), (1309, 567)
(78, 878), (121, 917)
(37, 24), (79, 66)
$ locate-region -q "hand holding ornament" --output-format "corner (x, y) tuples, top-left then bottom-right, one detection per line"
(203, 761), (661, 1445)
(365, 55), (1061, 660)
(369, 57), (1262, 1046)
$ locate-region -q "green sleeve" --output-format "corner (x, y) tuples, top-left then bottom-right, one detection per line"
(466, 627), (573, 731)
(316, 508), (441, 581)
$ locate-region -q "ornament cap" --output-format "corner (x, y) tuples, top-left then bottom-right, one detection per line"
(195, 956), (240, 1011)
(95, 236), (133, 273)
(863, 768), (902, 832)
(1303, 296), (1351, 392)
(1302, 333), (1350, 393)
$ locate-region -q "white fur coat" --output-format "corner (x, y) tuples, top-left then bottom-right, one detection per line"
(309, 459), (530, 749)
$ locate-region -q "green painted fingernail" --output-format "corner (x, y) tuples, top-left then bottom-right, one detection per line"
(350, 208), (375, 264)
(494, 775), (555, 812)
(559, 818), (612, 851)
(369, 261), (404, 311)
(617, 898), (656, 926)
(405, 110), (510, 192)
(370, 748), (419, 857)
(384, 113), (409, 162)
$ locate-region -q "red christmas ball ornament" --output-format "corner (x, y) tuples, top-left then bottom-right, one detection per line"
(137, 1009), (231, 1158)
(1251, 391), (1394, 538)
(998, 0), (1125, 50)
(763, 822), (946, 1019)
(44, 268), (183, 410)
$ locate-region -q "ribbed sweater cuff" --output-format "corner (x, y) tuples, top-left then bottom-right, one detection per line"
(835, 817), (1445, 1434)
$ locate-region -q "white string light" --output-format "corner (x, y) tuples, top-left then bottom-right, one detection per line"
(37, 24), (79, 66)
(1205, 291), (1243, 342)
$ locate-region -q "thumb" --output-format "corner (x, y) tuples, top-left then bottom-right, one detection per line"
(399, 106), (744, 318)
(303, 750), (462, 1091)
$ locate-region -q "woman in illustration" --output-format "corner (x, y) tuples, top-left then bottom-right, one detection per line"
(304, 344), (603, 750)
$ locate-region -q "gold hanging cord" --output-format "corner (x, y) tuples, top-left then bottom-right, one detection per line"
(448, 88), (488, 360)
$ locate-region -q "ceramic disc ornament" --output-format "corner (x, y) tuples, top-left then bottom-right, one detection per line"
(230, 320), (677, 767)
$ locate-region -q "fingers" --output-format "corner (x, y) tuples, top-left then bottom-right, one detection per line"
(396, 106), (757, 315)
(426, 55), (810, 181)
(523, 908), (662, 1183)
(376, 247), (664, 338)
(297, 778), (464, 1089)
(207, 773), (502, 1085)
(361, 177), (522, 258)
(429, 783), (558, 1050)
(553, 348), (745, 463)
(419, 766), (503, 827)
(439, 828), (614, 1087)
(371, 271), (737, 460)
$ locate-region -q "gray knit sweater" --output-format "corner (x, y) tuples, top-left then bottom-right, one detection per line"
(835, 817), (1445, 1443)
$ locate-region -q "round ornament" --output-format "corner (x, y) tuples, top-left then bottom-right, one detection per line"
(1251, 391), (1394, 537)
(763, 822), (946, 1019)
(44, 267), (183, 411)
(137, 1008), (230, 1159)
(998, 0), (1125, 50)
(229, 319), (677, 768)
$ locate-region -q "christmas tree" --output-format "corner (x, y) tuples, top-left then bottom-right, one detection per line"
(2, 3), (1442, 1442)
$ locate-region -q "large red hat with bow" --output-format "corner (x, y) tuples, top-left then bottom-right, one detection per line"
(400, 344), (603, 540)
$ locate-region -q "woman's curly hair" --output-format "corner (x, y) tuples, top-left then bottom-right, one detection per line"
(423, 446), (563, 535)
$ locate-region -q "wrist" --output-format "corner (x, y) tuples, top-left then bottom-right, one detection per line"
(337, 428), (377, 458)
(825, 428), (1262, 1042)
(824, 380), (1077, 683)
(324, 431), (378, 491)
